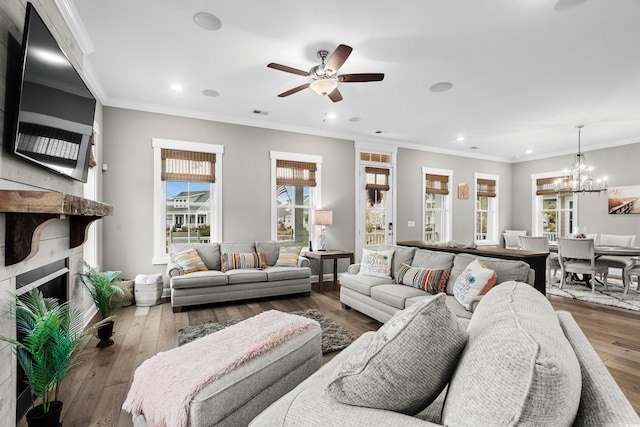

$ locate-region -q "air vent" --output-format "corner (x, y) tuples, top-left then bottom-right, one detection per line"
(252, 110), (268, 115)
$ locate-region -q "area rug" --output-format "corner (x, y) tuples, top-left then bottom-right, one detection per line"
(546, 278), (640, 312)
(178, 309), (356, 353)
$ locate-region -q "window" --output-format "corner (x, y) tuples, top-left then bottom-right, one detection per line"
(271, 151), (322, 246)
(475, 173), (499, 243)
(533, 175), (574, 241)
(423, 168), (453, 243)
(152, 139), (223, 264)
(365, 166), (390, 246)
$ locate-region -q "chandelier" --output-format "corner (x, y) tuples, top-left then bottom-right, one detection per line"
(555, 125), (607, 194)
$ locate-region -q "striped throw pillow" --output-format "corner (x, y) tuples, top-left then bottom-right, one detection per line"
(221, 252), (268, 272)
(275, 247), (301, 267)
(170, 248), (208, 274)
(396, 263), (450, 294)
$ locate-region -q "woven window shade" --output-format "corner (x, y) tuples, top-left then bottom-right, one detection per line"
(276, 160), (317, 187)
(360, 151), (390, 164)
(536, 177), (571, 195)
(477, 178), (496, 198)
(161, 149), (216, 182)
(365, 166), (390, 191)
(425, 174), (449, 195)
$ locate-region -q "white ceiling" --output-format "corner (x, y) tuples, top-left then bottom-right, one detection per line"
(66, 0), (640, 162)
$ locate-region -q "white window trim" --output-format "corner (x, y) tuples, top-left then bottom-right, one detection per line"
(530, 170), (576, 239)
(474, 172), (500, 246)
(422, 167), (453, 243)
(152, 138), (224, 265)
(270, 151), (323, 244)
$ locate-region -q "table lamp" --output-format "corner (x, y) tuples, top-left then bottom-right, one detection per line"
(312, 210), (333, 251)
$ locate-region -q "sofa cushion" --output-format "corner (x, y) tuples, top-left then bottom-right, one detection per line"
(265, 266), (310, 281)
(442, 281), (581, 426)
(326, 294), (468, 414)
(170, 248), (208, 274)
(255, 241), (280, 266)
(171, 243), (221, 271)
(339, 273), (393, 296)
(274, 246), (301, 267)
(220, 242), (256, 255)
(410, 249), (456, 272)
(226, 269), (269, 284)
(370, 284), (428, 310)
(396, 263), (449, 294)
(446, 253), (530, 294)
(358, 248), (394, 278)
(452, 259), (497, 310)
(170, 270), (228, 289)
(378, 244), (417, 280)
(221, 252), (268, 272)
(406, 295), (472, 320)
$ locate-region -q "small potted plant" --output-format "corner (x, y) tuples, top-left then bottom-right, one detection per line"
(78, 263), (132, 347)
(0, 290), (90, 427)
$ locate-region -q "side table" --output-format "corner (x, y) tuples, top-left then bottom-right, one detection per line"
(303, 250), (355, 292)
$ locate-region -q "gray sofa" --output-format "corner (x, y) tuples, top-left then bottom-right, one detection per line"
(340, 243), (535, 323)
(251, 281), (640, 426)
(166, 241), (311, 312)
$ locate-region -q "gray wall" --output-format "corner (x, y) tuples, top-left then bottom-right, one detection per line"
(395, 148), (514, 244)
(512, 142), (640, 241)
(102, 107), (355, 278)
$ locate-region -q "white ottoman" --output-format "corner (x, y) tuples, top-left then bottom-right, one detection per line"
(134, 274), (163, 306)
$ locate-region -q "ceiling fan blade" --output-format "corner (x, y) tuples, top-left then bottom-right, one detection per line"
(267, 63), (309, 76)
(327, 88), (343, 103)
(278, 83), (310, 97)
(339, 73), (385, 83)
(325, 44), (353, 73)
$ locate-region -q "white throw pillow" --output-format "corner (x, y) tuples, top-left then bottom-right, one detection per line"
(453, 259), (497, 310)
(358, 248), (394, 278)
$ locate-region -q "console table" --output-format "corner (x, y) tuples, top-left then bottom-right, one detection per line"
(304, 250), (355, 292)
(397, 241), (548, 295)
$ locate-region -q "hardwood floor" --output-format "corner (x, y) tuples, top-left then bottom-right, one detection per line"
(17, 286), (639, 426)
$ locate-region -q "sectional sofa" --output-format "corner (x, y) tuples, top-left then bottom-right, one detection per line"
(166, 241), (311, 312)
(251, 281), (640, 426)
(339, 243), (535, 323)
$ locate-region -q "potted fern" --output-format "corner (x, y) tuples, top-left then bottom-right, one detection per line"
(78, 263), (132, 347)
(0, 290), (89, 427)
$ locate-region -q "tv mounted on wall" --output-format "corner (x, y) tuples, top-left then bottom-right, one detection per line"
(11, 2), (96, 183)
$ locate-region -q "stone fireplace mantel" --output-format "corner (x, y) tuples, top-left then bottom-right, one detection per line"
(0, 190), (113, 265)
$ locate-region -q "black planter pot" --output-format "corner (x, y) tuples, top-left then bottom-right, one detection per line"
(96, 320), (115, 348)
(25, 401), (62, 427)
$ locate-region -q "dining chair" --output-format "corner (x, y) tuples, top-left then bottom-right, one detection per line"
(597, 234), (637, 294)
(503, 230), (527, 249)
(624, 261), (640, 294)
(557, 238), (609, 293)
(519, 236), (560, 285)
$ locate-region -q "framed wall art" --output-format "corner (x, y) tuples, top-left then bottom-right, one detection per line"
(608, 185), (640, 214)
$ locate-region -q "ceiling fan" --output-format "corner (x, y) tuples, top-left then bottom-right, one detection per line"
(267, 44), (384, 102)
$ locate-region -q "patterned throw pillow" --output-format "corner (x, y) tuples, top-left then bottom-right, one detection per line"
(396, 263), (449, 294)
(326, 294), (468, 414)
(274, 247), (301, 267)
(220, 252), (268, 272)
(358, 248), (394, 278)
(170, 248), (208, 274)
(453, 259), (497, 310)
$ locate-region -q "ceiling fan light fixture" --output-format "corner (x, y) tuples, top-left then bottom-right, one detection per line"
(310, 78), (338, 96)
(193, 12), (222, 31)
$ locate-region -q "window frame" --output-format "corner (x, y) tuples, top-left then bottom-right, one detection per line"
(270, 151), (322, 245)
(152, 138), (223, 264)
(474, 172), (499, 245)
(422, 167), (453, 243)
(530, 171), (576, 241)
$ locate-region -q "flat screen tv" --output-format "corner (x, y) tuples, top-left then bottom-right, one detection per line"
(12, 2), (96, 183)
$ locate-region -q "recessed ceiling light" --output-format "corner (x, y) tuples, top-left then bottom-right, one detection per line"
(375, 130), (382, 134)
(348, 117), (361, 122)
(170, 84), (183, 92)
(202, 89), (220, 97)
(456, 136), (465, 142)
(194, 12), (222, 31)
(526, 149), (533, 154)
(429, 82), (453, 93)
(326, 113), (337, 119)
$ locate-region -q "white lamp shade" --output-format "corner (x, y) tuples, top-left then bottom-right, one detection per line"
(310, 79), (338, 96)
(312, 210), (333, 225)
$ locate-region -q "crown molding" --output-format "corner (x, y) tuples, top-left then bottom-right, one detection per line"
(53, 0), (95, 55)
